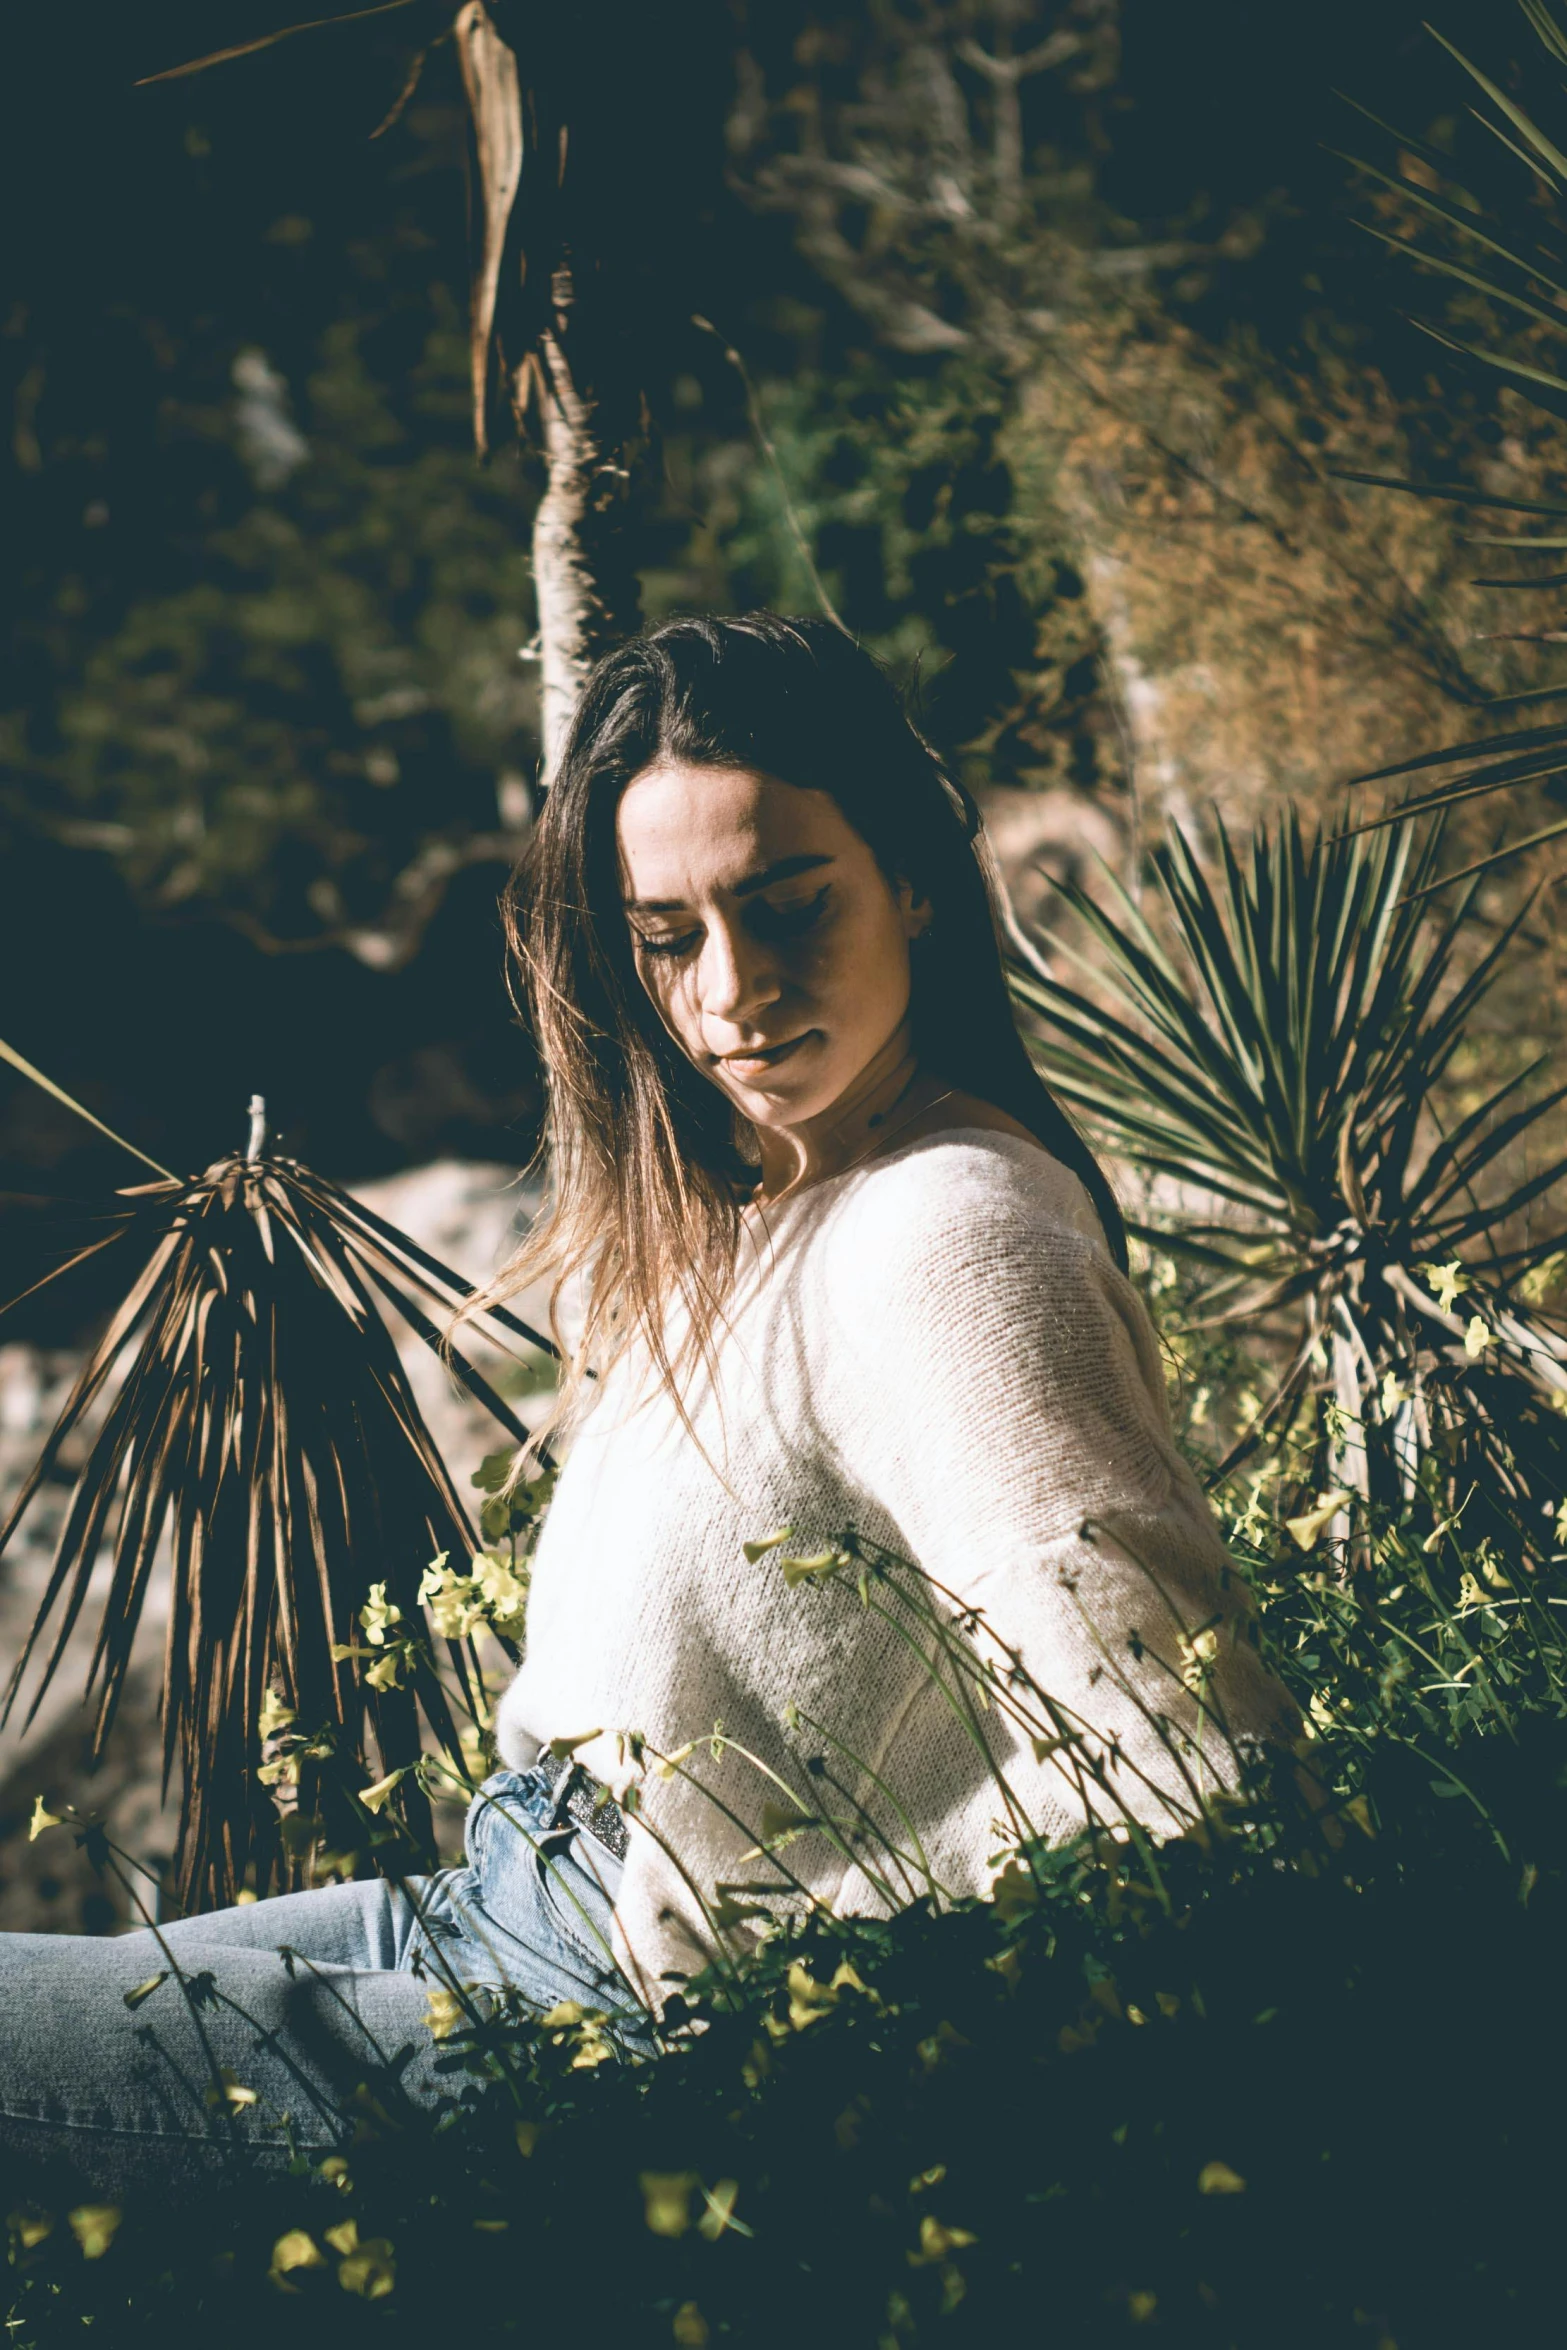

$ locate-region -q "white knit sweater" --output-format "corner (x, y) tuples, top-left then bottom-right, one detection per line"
(495, 1130), (1297, 1998)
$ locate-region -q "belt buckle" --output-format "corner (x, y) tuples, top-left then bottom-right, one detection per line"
(539, 1750), (629, 1861)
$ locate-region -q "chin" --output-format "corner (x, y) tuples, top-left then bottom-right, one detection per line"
(731, 1077), (824, 1120)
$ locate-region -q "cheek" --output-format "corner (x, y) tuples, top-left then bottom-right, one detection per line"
(639, 962), (698, 1041)
(814, 893), (911, 1012)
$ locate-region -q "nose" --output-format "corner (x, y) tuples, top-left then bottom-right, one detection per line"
(697, 911), (782, 1032)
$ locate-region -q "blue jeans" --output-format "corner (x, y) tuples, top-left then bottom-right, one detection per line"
(0, 1768), (647, 2198)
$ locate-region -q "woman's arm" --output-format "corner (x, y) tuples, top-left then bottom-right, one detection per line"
(824, 1144), (1300, 1832)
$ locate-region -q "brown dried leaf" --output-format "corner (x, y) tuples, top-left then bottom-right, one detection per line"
(454, 0), (524, 457)
(368, 41), (430, 140)
(135, 0), (422, 86)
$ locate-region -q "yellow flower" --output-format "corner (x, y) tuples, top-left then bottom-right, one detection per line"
(1197, 2161), (1247, 2195)
(360, 1582), (403, 1647)
(8, 2209), (53, 2251)
(779, 1546), (850, 1588)
(474, 1550), (530, 1626)
(332, 2220), (396, 2300)
(67, 2205), (121, 2260)
(417, 1551), (451, 1599)
(741, 1528), (793, 1563)
(428, 1586), (482, 1642)
(1426, 1261), (1465, 1315)
(27, 1797), (61, 1842)
(268, 2229), (327, 2291)
(1180, 1624), (1220, 1692)
(672, 2303), (710, 2348)
(1284, 1489), (1354, 1551)
(785, 1960), (840, 2030)
(909, 2213), (978, 2263)
(364, 1651), (403, 1692)
(569, 2023), (616, 2070)
(204, 2068), (258, 2111)
(639, 2171), (697, 2238)
(359, 1768), (406, 1815)
(1380, 1371), (1407, 1418)
(1463, 1315), (1494, 1359)
(424, 1986), (466, 2042)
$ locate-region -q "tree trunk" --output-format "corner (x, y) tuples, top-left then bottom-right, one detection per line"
(532, 324), (638, 784)
(454, 6), (642, 786)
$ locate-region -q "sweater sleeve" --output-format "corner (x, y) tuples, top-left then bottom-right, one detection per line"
(821, 1144), (1299, 1834)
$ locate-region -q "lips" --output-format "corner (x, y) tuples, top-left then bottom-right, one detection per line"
(716, 1032), (813, 1077)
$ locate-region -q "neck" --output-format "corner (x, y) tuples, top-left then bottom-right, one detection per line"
(749, 1022), (939, 1205)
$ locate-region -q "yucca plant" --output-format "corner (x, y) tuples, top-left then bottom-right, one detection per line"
(0, 1086), (553, 1912)
(1337, 1), (1567, 864)
(1011, 811), (1567, 1558)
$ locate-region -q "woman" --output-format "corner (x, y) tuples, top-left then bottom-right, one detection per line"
(0, 613), (1296, 2193)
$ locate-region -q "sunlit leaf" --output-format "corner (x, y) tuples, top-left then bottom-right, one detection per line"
(454, 3), (524, 458)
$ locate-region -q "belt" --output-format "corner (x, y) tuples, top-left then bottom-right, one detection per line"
(534, 1748), (630, 1860)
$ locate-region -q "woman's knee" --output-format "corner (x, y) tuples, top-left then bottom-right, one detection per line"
(0, 1930), (439, 2193)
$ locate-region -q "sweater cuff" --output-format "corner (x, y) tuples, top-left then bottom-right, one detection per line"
(492, 1676), (542, 1771)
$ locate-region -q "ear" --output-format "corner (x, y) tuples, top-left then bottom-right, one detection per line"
(895, 874), (933, 941)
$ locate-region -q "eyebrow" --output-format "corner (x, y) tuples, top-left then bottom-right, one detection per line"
(624, 851), (834, 915)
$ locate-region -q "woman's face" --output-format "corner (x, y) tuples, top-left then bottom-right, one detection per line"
(615, 761), (929, 1130)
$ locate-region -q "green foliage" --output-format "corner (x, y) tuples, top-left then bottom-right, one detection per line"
(1340, 2), (1567, 861)
(1014, 807), (1567, 1568)
(33, 303), (538, 958)
(656, 353), (1109, 795)
(9, 1492), (1567, 2345)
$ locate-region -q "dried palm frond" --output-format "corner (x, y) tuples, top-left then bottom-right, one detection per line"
(0, 1128), (554, 1913)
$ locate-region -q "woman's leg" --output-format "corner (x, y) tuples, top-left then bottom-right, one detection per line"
(148, 1870), (429, 1972)
(0, 1916), (445, 2199)
(0, 1776), (653, 2201)
(0, 1876), (448, 2201)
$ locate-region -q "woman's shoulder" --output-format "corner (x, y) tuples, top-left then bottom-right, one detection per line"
(802, 1120), (1165, 1421)
(819, 1117), (1111, 1283)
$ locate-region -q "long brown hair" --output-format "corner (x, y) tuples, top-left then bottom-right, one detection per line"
(471, 613), (1124, 1458)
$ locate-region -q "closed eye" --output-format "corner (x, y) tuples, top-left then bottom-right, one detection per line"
(632, 925), (701, 961)
(631, 885), (831, 963)
(752, 884), (831, 941)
